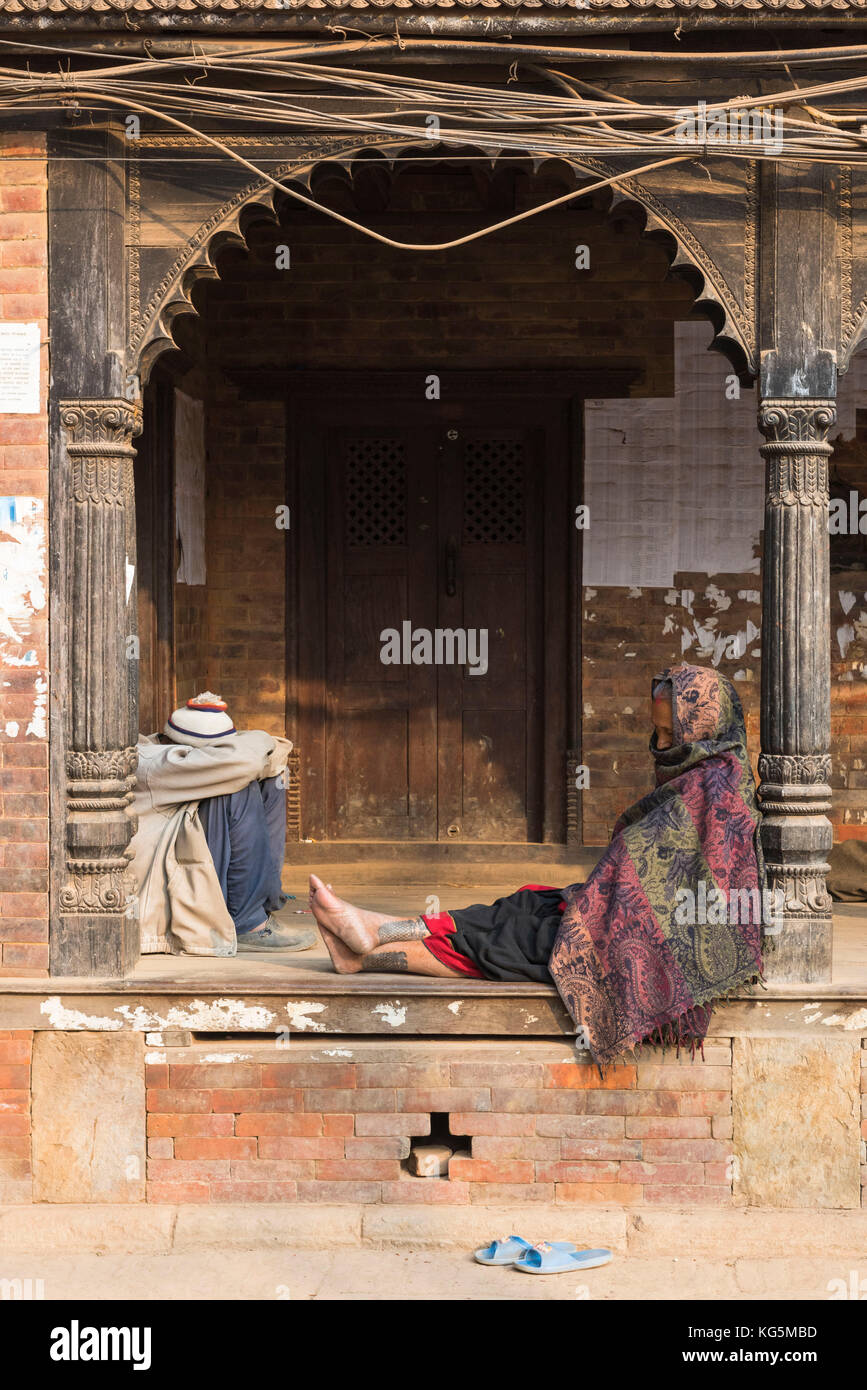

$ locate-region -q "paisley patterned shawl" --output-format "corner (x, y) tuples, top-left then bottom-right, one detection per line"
(549, 664), (765, 1067)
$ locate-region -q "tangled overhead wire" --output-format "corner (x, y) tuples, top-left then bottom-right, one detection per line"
(3, 36), (867, 251)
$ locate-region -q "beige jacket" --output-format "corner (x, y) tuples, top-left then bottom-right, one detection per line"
(128, 731), (292, 956)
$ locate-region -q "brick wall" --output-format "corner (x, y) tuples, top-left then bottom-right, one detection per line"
(173, 582), (208, 707)
(0, 134), (49, 975)
(192, 180), (690, 382)
(2, 1030), (861, 1209)
(145, 1038), (734, 1206)
(196, 388), (286, 736)
(0, 1029), (32, 1203)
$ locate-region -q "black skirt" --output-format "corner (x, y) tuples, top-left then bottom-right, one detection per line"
(448, 885), (571, 983)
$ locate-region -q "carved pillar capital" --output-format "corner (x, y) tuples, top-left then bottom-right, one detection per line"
(61, 397), (141, 447)
(759, 399), (836, 508)
(758, 398), (836, 443)
(58, 398), (142, 974)
(758, 395), (834, 981)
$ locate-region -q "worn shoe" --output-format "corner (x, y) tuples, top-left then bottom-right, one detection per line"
(237, 918), (317, 952)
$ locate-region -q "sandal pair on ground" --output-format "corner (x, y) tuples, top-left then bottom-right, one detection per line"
(475, 1236), (613, 1275)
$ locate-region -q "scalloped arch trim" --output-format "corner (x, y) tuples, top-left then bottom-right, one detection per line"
(131, 141), (756, 381)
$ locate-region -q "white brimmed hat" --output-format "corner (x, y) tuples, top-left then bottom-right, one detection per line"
(164, 692), (236, 747)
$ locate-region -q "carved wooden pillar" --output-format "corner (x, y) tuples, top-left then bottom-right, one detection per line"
(56, 399), (142, 976)
(758, 398), (834, 982)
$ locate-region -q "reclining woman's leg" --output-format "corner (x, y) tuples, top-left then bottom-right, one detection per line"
(309, 875), (467, 977)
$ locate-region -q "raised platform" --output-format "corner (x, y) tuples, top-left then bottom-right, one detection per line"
(2, 900), (865, 1212)
(1, 900), (866, 1036)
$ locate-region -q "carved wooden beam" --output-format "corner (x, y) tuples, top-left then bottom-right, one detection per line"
(758, 398), (834, 982)
(56, 398), (142, 977)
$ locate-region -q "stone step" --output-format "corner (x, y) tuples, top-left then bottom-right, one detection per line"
(2, 1203), (865, 1260)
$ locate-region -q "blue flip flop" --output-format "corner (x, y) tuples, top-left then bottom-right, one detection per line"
(474, 1236), (577, 1267)
(515, 1242), (613, 1275)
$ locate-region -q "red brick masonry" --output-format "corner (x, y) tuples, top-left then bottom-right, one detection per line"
(0, 1029), (32, 1203)
(143, 1038), (737, 1206)
(0, 133), (50, 978)
(2, 1032), (865, 1207)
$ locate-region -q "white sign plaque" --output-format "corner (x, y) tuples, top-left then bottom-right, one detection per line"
(0, 323), (40, 414)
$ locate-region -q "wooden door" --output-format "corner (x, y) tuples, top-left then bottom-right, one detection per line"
(294, 392), (565, 844)
(324, 425), (438, 839)
(436, 423), (543, 840)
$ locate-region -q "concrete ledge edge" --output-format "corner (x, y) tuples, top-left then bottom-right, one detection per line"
(1, 1204), (866, 1257)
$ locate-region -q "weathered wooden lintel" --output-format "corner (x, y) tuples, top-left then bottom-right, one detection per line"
(1, 986), (865, 1037)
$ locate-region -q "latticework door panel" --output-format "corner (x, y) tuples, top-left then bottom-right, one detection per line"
(345, 438), (408, 547)
(462, 437), (526, 544)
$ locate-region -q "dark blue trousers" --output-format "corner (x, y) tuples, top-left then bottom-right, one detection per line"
(198, 773), (287, 935)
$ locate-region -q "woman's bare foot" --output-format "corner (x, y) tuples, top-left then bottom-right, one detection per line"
(308, 874), (400, 954)
(319, 924), (362, 975)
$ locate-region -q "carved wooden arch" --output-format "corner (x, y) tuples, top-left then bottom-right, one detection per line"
(130, 138), (757, 383)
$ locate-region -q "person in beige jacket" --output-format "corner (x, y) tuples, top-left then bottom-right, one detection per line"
(128, 693), (316, 956)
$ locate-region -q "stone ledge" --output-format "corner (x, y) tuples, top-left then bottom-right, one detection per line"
(2, 1204), (865, 1257)
(2, 989), (867, 1037)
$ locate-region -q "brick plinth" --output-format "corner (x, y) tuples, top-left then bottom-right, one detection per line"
(144, 1038), (735, 1206)
(0, 1029), (32, 1203)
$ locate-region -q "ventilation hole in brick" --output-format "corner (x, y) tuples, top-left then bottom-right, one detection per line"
(405, 1113), (471, 1179)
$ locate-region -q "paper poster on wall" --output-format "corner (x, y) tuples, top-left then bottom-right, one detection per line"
(0, 323), (40, 415)
(0, 495), (47, 738)
(582, 322), (764, 589)
(174, 389), (207, 586)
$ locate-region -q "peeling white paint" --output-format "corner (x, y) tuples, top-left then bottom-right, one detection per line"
(822, 1008), (867, 1031)
(27, 674), (47, 739)
(202, 1051), (253, 1063)
(662, 615), (677, 636)
(372, 1001), (407, 1028)
(837, 623), (856, 658)
(321, 1048), (353, 1057)
(40, 998), (122, 1031)
(704, 583), (731, 612)
(447, 1001), (463, 1016)
(284, 1001), (327, 1032)
(839, 591), (857, 616)
(583, 588), (597, 600)
(737, 590), (760, 604)
(0, 497), (47, 737)
(115, 999), (276, 1032)
(802, 1013), (823, 1025)
(145, 1050), (167, 1064)
(627, 587), (642, 599)
(682, 617), (761, 668)
(4, 721), (18, 737)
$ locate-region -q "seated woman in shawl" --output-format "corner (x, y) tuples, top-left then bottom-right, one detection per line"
(309, 663), (767, 1064)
